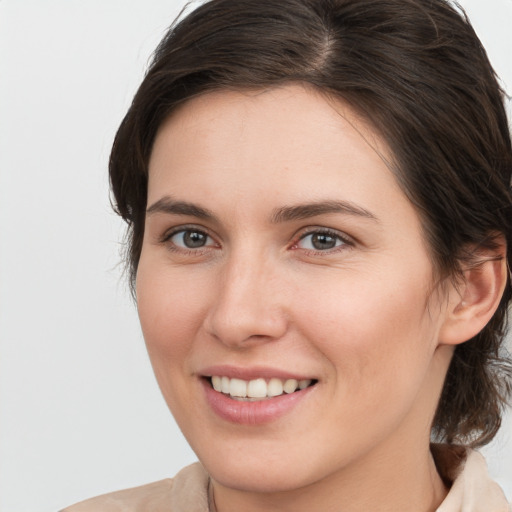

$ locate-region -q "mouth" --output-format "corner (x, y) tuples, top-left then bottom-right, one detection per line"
(201, 370), (318, 424)
(206, 375), (318, 401)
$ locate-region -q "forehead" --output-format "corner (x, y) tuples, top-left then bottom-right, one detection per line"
(148, 85), (398, 204)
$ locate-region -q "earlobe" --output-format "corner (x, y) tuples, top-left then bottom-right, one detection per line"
(439, 246), (508, 346)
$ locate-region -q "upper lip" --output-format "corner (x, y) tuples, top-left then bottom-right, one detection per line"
(199, 365), (316, 381)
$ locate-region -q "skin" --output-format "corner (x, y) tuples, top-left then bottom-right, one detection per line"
(137, 84), (467, 511)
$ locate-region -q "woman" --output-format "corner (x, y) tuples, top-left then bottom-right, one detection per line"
(63, 0), (512, 510)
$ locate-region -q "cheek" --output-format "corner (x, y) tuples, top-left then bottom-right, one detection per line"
(295, 269), (438, 401)
(136, 260), (211, 372)
(135, 261), (217, 428)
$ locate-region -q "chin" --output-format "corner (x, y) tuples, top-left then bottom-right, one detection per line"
(191, 436), (337, 494)
(205, 459), (318, 493)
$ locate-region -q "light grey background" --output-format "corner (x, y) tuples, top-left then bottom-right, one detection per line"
(0, 1), (511, 510)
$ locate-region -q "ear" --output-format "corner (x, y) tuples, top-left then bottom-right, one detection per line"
(438, 241), (508, 346)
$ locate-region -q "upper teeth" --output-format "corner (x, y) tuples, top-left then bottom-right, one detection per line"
(211, 376), (312, 399)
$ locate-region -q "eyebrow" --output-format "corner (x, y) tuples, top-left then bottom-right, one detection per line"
(146, 196), (216, 221)
(271, 200), (378, 223)
(146, 196), (378, 224)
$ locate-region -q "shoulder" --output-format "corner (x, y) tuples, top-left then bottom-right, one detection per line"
(60, 463), (210, 512)
(60, 479), (174, 512)
(433, 445), (511, 512)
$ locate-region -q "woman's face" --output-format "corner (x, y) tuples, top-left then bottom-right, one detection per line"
(137, 85), (454, 493)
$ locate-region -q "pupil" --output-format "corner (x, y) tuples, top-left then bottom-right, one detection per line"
(184, 231), (206, 248)
(312, 233), (336, 250)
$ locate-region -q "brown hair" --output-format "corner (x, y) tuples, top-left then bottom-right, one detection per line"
(109, 0), (512, 446)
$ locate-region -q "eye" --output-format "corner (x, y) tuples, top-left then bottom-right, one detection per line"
(167, 228), (215, 250)
(295, 229), (348, 251)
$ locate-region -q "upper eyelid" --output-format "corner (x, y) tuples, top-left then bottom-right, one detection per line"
(286, 227), (355, 256)
(295, 226), (353, 243)
(160, 224), (214, 241)
(159, 227), (219, 254)
(157, 224), (354, 248)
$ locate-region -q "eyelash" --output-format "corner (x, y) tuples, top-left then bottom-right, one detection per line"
(159, 226), (353, 256)
(291, 227), (353, 255)
(160, 225), (217, 255)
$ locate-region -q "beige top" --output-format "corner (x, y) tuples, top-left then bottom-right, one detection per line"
(61, 447), (510, 512)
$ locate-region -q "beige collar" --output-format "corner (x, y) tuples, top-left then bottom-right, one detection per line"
(433, 445), (510, 511)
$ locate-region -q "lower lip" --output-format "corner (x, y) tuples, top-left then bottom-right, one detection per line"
(202, 379), (315, 425)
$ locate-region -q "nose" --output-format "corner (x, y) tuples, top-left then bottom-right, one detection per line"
(204, 252), (288, 348)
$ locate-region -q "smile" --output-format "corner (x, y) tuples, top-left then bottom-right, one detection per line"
(210, 376), (314, 400)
